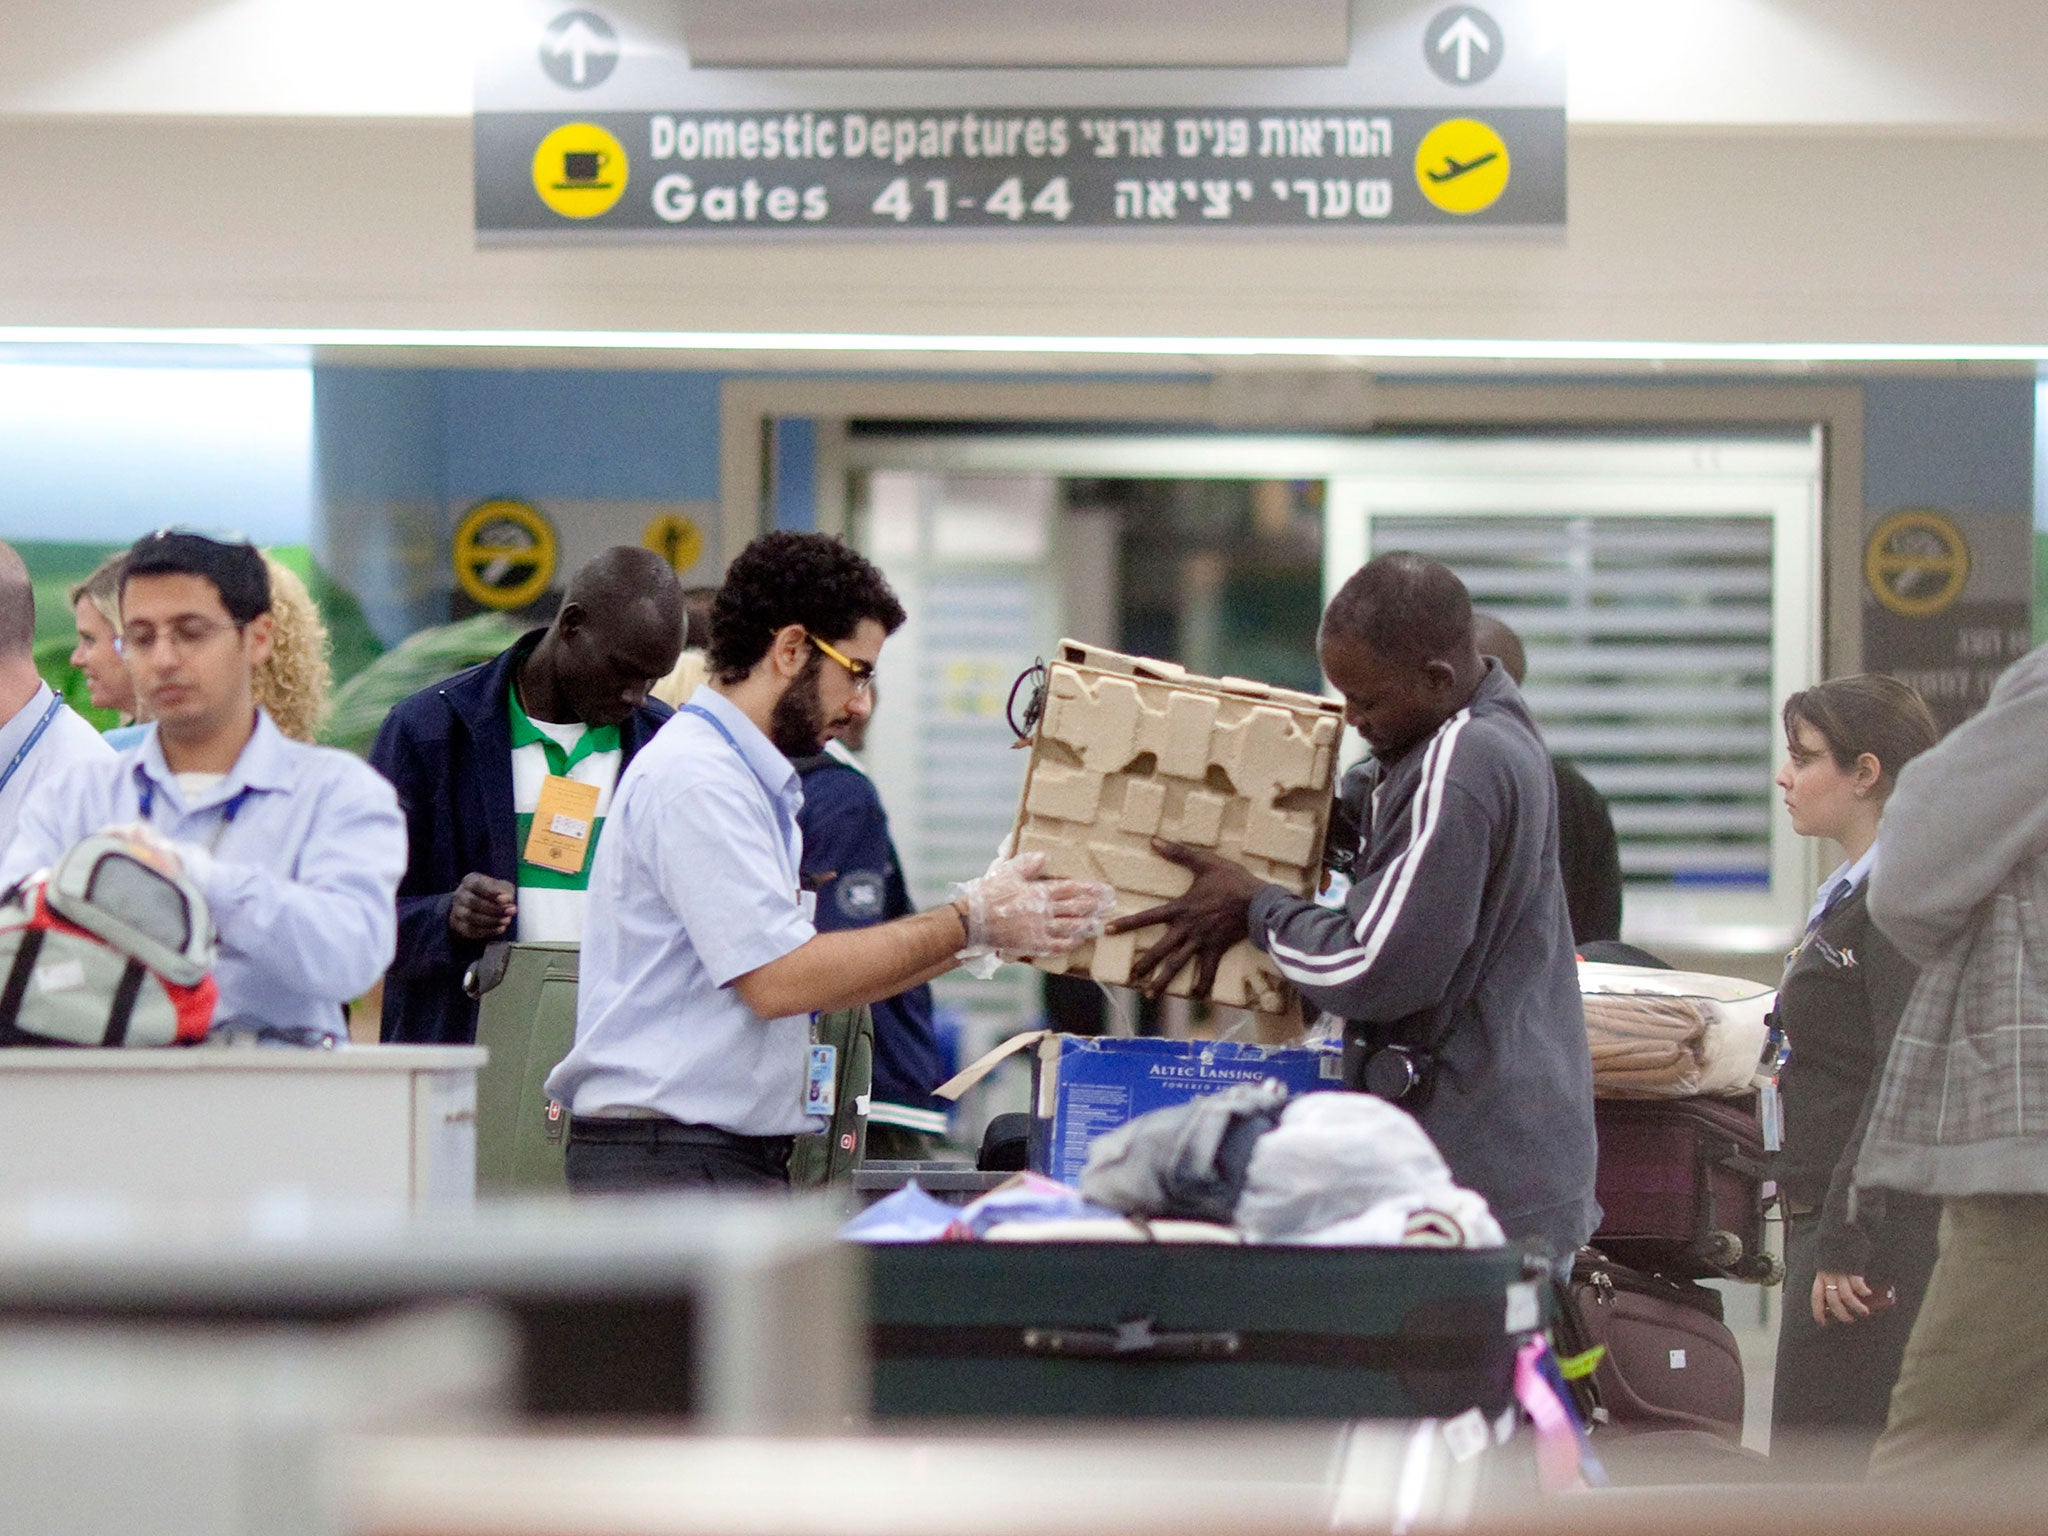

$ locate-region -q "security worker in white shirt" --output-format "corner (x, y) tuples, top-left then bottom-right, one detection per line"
(547, 532), (1112, 1192)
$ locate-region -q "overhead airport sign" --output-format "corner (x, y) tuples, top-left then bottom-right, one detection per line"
(475, 0), (1565, 240)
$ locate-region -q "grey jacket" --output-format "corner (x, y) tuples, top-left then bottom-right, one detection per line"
(1246, 661), (1600, 1253)
(1858, 643), (2048, 1197)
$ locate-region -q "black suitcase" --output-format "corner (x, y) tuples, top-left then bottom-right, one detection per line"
(1593, 1095), (1780, 1282)
(868, 1241), (1548, 1421)
(1564, 1251), (1745, 1444)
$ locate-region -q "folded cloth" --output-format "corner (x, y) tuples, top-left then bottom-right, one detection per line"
(946, 1171), (1125, 1239)
(1279, 1189), (1505, 1249)
(1079, 1080), (1290, 1223)
(1234, 1091), (1462, 1240)
(840, 1181), (962, 1244)
(1579, 962), (1775, 1098)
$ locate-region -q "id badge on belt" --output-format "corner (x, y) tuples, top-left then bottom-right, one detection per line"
(805, 1009), (837, 1117)
(797, 892), (828, 1115)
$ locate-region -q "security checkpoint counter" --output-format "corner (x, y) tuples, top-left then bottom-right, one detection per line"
(0, 1044), (484, 1209)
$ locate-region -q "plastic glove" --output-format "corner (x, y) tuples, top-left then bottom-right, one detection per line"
(950, 851), (1115, 960)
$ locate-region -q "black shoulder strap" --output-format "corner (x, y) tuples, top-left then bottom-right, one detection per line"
(0, 927), (43, 1029)
(0, 928), (56, 1047)
(102, 960), (147, 1047)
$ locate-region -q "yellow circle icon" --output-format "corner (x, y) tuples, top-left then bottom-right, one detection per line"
(531, 123), (628, 219)
(453, 500), (558, 610)
(1414, 119), (1511, 215)
(642, 513), (704, 573)
(1866, 510), (1970, 618)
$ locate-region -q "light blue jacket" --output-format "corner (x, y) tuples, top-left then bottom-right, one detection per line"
(0, 712), (405, 1043)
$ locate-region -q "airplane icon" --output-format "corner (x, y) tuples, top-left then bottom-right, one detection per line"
(1426, 151), (1500, 184)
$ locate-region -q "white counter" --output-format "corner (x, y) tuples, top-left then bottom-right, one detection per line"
(0, 1045), (484, 1210)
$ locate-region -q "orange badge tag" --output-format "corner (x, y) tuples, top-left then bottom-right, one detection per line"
(524, 775), (601, 875)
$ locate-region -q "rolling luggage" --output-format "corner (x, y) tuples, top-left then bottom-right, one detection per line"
(1566, 1251), (1745, 1443)
(466, 940), (579, 1194)
(868, 1241), (1548, 1421)
(1592, 1094), (1778, 1281)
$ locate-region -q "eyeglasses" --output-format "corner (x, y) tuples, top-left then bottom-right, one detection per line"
(115, 617), (246, 657)
(807, 633), (875, 696)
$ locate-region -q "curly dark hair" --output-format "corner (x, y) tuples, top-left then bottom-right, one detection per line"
(708, 532), (906, 684)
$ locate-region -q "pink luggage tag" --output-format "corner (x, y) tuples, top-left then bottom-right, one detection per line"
(1515, 1336), (1593, 1492)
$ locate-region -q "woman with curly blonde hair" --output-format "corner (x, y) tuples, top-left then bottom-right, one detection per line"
(254, 556), (334, 743)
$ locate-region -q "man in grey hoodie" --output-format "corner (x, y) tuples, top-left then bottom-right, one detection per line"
(1860, 643), (2048, 1478)
(1108, 553), (1600, 1256)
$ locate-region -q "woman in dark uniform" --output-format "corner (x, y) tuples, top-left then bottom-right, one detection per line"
(1770, 674), (1941, 1458)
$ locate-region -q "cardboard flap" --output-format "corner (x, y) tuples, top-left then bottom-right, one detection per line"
(934, 1029), (1047, 1101)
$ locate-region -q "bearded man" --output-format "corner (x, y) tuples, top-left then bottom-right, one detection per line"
(546, 533), (1111, 1193)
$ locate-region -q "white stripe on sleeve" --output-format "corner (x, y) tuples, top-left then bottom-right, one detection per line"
(1266, 710), (1471, 988)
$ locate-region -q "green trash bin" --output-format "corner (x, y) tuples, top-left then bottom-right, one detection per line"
(465, 941), (579, 1195)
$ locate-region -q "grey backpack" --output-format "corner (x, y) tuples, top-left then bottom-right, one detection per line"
(0, 833), (219, 1047)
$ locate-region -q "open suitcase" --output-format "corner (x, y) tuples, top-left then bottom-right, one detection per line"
(1593, 1094), (1779, 1282)
(868, 1241), (1548, 1421)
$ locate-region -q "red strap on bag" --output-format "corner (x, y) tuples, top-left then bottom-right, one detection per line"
(22, 888), (217, 1043)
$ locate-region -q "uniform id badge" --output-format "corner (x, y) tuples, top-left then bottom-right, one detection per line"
(805, 1043), (837, 1116)
(524, 775), (601, 875)
(1760, 1080), (1785, 1152)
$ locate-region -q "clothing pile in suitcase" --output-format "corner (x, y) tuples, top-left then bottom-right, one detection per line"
(844, 1083), (1582, 1437)
(1570, 959), (1784, 1449)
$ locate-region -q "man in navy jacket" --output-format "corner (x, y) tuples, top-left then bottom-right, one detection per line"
(371, 548), (684, 1044)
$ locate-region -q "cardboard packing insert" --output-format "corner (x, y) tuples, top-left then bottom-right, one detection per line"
(1009, 640), (1345, 1022)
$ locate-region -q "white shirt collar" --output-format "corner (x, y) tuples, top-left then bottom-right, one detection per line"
(1807, 842), (1879, 926)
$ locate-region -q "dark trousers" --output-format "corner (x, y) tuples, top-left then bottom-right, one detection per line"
(565, 1118), (793, 1194)
(1772, 1199), (1939, 1453)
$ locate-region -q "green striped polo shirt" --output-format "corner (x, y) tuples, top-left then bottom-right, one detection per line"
(509, 684), (623, 944)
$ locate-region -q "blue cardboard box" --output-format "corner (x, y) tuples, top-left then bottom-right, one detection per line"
(937, 1031), (1344, 1187)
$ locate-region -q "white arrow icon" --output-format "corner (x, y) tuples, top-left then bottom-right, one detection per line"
(550, 17), (613, 86)
(1436, 13), (1492, 81)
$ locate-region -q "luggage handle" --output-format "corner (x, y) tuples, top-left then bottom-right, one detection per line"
(1022, 1316), (1243, 1361)
(463, 942), (513, 1000)
(1717, 1150), (1771, 1183)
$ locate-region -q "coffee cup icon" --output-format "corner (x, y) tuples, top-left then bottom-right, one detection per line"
(562, 149), (609, 183)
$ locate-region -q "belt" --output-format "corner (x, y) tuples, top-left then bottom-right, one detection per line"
(568, 1115), (794, 1154)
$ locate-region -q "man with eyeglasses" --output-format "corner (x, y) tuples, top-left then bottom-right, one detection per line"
(0, 541), (113, 855)
(371, 546), (685, 1046)
(0, 530), (405, 1044)
(546, 532), (1113, 1193)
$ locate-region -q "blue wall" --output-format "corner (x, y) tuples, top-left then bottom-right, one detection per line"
(1865, 378), (2035, 518)
(313, 366), (727, 641)
(439, 371), (723, 505)
(1859, 376), (2036, 724)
